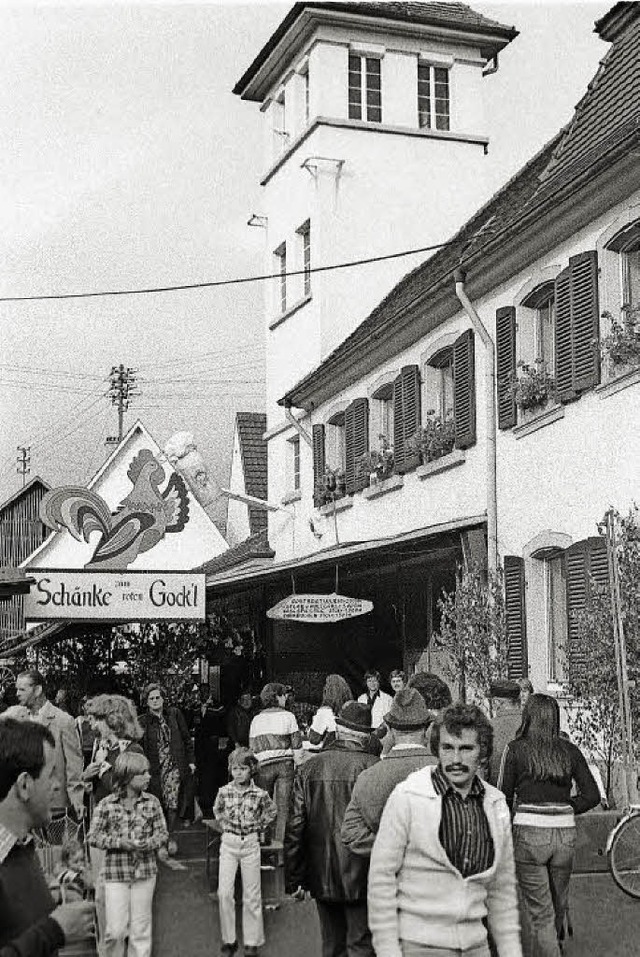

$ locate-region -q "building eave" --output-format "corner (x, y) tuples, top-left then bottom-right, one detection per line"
(234, 3), (517, 102)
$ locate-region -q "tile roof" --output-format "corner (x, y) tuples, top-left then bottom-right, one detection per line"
(540, 3), (640, 194)
(234, 2), (517, 98)
(235, 412), (268, 536)
(199, 529), (274, 577)
(282, 3), (640, 410)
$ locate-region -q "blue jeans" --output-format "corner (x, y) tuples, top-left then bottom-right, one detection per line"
(256, 759), (294, 843)
(513, 825), (576, 957)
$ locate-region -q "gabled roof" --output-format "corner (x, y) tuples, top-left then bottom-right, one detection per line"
(200, 529), (274, 578)
(234, 1), (517, 100)
(281, 3), (640, 411)
(236, 412), (268, 536)
(540, 2), (640, 193)
(0, 476), (50, 516)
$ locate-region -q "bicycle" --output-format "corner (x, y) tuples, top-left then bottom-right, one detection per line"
(607, 804), (640, 898)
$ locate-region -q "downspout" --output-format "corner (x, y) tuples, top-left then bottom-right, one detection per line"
(454, 268), (498, 573)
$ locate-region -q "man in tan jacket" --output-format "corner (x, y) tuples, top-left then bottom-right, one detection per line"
(13, 670), (84, 818)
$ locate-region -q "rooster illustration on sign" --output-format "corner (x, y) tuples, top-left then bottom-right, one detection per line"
(39, 450), (190, 570)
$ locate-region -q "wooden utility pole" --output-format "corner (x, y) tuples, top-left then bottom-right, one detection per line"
(107, 365), (138, 443)
(16, 446), (30, 487)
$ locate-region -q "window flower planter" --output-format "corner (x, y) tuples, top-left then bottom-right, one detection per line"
(508, 359), (556, 418)
(358, 435), (395, 486)
(407, 412), (456, 465)
(600, 307), (640, 381)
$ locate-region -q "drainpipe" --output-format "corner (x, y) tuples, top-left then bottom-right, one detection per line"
(454, 268), (498, 573)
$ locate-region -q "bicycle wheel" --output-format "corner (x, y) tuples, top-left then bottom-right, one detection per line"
(609, 814), (640, 899)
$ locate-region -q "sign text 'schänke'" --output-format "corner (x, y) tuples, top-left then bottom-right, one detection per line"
(24, 571), (205, 621)
(267, 593), (373, 623)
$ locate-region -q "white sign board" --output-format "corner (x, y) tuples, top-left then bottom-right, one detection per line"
(267, 593), (373, 623)
(24, 570), (206, 621)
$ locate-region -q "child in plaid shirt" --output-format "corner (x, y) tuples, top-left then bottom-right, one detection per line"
(213, 747), (277, 956)
(88, 750), (168, 957)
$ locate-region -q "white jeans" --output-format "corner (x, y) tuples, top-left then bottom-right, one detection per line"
(103, 876), (156, 957)
(218, 832), (264, 947)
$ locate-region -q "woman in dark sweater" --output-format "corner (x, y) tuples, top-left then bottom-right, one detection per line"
(498, 694), (600, 957)
(139, 684), (195, 852)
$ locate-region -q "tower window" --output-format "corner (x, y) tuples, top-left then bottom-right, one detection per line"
(418, 64), (450, 132)
(289, 435), (301, 491)
(274, 243), (287, 313)
(297, 220), (311, 297)
(348, 54), (382, 123)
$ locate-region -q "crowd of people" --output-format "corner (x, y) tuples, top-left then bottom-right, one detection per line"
(0, 666), (605, 957)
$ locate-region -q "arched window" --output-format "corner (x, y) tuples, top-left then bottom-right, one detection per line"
(521, 280), (556, 374)
(606, 220), (640, 309)
(423, 347), (454, 418)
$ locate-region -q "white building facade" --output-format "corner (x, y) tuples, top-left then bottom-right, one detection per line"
(226, 2), (640, 691)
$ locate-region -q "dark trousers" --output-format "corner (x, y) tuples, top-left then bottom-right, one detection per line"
(315, 900), (374, 957)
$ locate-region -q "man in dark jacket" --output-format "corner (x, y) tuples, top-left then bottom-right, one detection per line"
(0, 718), (94, 957)
(341, 687), (436, 857)
(284, 701), (378, 957)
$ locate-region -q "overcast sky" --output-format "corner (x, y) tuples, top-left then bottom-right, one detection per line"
(0, 0), (610, 508)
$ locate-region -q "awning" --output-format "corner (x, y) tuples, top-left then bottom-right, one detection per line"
(205, 513), (486, 592)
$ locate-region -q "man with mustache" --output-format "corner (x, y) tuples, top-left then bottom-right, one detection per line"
(368, 703), (522, 957)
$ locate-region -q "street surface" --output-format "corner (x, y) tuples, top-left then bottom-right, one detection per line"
(151, 824), (639, 956)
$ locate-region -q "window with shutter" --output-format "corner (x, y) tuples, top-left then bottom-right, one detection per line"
(504, 556), (527, 679)
(554, 251), (600, 402)
(496, 307), (517, 430)
(344, 398), (369, 494)
(393, 365), (421, 474)
(571, 252), (600, 392)
(453, 329), (476, 449)
(565, 536), (608, 676)
(312, 424), (326, 508)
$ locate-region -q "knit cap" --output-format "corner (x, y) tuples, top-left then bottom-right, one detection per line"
(384, 688), (430, 730)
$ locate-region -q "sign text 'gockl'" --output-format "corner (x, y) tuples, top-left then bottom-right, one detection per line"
(267, 593), (373, 623)
(23, 571), (205, 621)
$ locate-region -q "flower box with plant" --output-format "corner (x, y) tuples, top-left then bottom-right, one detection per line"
(600, 305), (640, 373)
(508, 359), (556, 413)
(407, 411), (456, 464)
(316, 466), (347, 505)
(357, 435), (395, 484)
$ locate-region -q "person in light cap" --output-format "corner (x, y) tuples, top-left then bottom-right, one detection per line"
(285, 701), (378, 957)
(342, 688), (436, 858)
(488, 679), (523, 786)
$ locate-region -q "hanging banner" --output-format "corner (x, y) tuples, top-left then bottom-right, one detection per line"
(267, 592), (373, 624)
(23, 570), (206, 621)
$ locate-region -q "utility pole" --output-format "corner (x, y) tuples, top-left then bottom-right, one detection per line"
(107, 365), (138, 444)
(16, 446), (30, 487)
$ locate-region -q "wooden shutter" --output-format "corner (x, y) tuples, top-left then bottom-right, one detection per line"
(345, 398), (369, 494)
(554, 251), (600, 403)
(504, 555), (527, 679)
(312, 424), (326, 507)
(570, 251), (600, 393)
(566, 536), (608, 674)
(393, 365), (421, 474)
(496, 307), (517, 430)
(554, 265), (574, 402)
(453, 329), (476, 449)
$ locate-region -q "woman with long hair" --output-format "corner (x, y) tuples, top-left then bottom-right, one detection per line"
(498, 693), (600, 957)
(308, 674), (353, 750)
(139, 683), (195, 854)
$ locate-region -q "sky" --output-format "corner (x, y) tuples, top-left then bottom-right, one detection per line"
(0, 0), (611, 511)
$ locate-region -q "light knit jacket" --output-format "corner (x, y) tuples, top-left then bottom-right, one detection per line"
(368, 766), (522, 957)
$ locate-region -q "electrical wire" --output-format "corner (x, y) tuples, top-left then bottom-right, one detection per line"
(0, 241), (452, 303)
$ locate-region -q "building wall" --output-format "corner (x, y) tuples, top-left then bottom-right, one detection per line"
(260, 25), (495, 425)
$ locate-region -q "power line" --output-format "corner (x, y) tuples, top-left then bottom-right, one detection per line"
(0, 241), (451, 303)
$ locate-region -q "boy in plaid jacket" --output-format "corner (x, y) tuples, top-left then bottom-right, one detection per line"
(88, 751), (167, 957)
(213, 747), (277, 956)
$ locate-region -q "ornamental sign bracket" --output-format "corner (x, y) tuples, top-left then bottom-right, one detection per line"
(266, 592), (373, 624)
